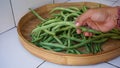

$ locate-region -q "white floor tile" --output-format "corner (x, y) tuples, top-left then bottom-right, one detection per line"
(108, 56), (120, 67)
(0, 28), (44, 68)
(54, 0), (68, 3)
(38, 61), (116, 68)
(11, 0), (53, 26)
(106, 0), (118, 2)
(67, 0), (83, 2)
(0, 0), (15, 33)
(112, 0), (120, 6)
(67, 0), (115, 6)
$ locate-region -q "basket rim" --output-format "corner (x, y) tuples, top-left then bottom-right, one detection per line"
(17, 2), (118, 57)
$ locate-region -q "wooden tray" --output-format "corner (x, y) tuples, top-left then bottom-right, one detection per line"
(17, 2), (120, 65)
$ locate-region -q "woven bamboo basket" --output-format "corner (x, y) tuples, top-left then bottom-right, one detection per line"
(17, 2), (120, 65)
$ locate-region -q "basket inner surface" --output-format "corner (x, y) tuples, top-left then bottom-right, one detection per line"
(18, 2), (120, 55)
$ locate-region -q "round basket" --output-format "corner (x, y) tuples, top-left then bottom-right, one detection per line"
(17, 2), (120, 65)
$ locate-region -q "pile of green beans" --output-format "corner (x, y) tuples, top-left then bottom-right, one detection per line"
(29, 6), (120, 54)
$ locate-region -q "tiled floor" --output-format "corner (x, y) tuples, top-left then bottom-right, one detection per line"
(0, 0), (15, 33)
(11, 0), (53, 26)
(0, 0), (120, 68)
(0, 28), (44, 68)
(38, 61), (117, 68)
(68, 0), (116, 6)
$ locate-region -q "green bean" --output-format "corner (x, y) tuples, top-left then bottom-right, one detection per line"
(32, 21), (73, 33)
(63, 40), (68, 46)
(53, 48), (64, 52)
(44, 36), (53, 42)
(79, 26), (102, 34)
(60, 35), (82, 42)
(36, 31), (42, 38)
(60, 11), (66, 18)
(43, 29), (55, 36)
(50, 7), (76, 13)
(97, 43), (102, 52)
(85, 44), (91, 53)
(67, 33), (118, 49)
(95, 44), (100, 52)
(32, 37), (42, 43)
(67, 29), (71, 47)
(93, 38), (108, 43)
(66, 50), (70, 54)
(76, 11), (83, 15)
(41, 19), (61, 26)
(69, 50), (76, 54)
(110, 29), (120, 34)
(73, 49), (82, 54)
(93, 46), (97, 54)
(32, 22), (58, 33)
(40, 42), (66, 48)
(68, 7), (80, 11)
(86, 37), (94, 53)
(42, 45), (52, 50)
(55, 26), (73, 32)
(52, 13), (61, 17)
(93, 43), (102, 54)
(33, 21), (102, 34)
(31, 33), (47, 42)
(53, 36), (63, 44)
(52, 23), (70, 32)
(29, 8), (45, 21)
(81, 33), (86, 40)
(71, 29), (76, 34)
(87, 42), (94, 54)
(34, 42), (41, 47)
(111, 36), (120, 39)
(81, 6), (88, 12)
(42, 34), (49, 41)
(55, 22), (101, 34)
(64, 13), (79, 21)
(52, 25), (60, 32)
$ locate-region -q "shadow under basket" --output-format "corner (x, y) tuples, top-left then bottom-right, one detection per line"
(17, 2), (120, 66)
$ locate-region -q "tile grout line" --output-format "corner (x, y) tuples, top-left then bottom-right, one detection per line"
(67, 0), (71, 2)
(106, 62), (120, 68)
(0, 26), (16, 35)
(63, 0), (70, 3)
(36, 61), (46, 68)
(53, 0), (55, 4)
(106, 0), (119, 2)
(111, 0), (119, 6)
(9, 0), (17, 27)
